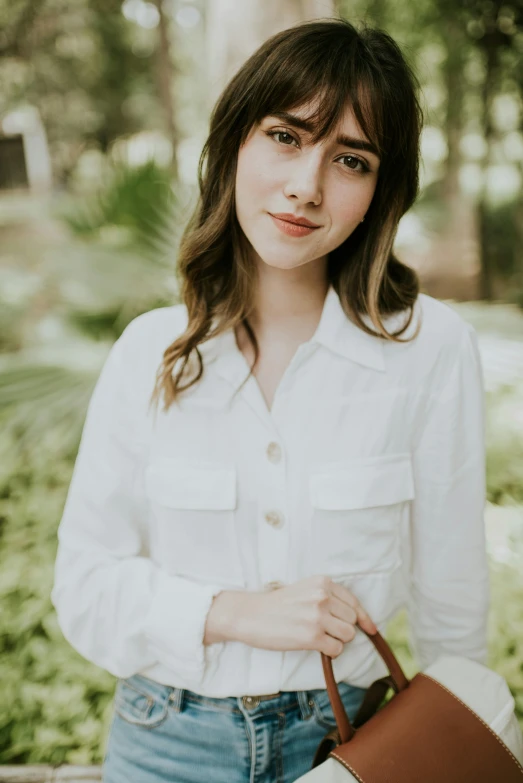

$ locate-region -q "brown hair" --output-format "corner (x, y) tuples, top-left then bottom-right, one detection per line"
(150, 17), (423, 414)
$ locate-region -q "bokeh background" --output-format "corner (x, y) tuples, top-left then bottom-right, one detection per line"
(0, 0), (522, 774)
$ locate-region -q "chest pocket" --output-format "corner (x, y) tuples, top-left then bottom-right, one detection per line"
(308, 452), (414, 577)
(144, 457), (245, 587)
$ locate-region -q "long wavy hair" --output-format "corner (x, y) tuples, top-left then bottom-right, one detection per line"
(150, 17), (424, 414)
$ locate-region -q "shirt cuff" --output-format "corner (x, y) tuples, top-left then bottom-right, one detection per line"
(145, 571), (226, 683)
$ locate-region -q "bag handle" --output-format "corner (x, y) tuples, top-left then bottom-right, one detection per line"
(320, 625), (410, 743)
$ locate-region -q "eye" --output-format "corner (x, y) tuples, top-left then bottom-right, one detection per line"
(265, 130), (297, 146)
(339, 155), (370, 173)
(265, 129), (371, 173)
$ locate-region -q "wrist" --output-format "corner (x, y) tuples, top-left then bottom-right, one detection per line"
(204, 590), (258, 645)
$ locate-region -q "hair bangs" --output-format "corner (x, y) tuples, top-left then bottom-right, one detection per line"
(239, 27), (385, 160)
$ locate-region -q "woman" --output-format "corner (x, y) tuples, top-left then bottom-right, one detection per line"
(51, 17), (490, 783)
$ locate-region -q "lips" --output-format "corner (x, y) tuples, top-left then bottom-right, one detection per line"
(269, 212), (320, 228)
(269, 214), (319, 237)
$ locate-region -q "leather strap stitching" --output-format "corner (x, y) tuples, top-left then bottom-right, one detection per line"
(329, 751), (366, 783)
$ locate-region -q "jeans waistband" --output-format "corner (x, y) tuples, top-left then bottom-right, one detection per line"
(123, 673), (366, 721)
(129, 674), (317, 720)
(178, 686), (316, 719)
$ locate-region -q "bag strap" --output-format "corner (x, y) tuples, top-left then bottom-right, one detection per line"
(353, 675), (395, 728)
(320, 625), (410, 743)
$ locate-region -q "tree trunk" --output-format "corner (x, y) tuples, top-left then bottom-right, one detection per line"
(152, 0), (179, 180)
(477, 36), (499, 301)
(205, 0), (336, 109)
(442, 15), (466, 201)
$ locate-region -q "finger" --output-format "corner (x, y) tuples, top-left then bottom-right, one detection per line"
(331, 584), (377, 634)
(355, 605), (378, 635)
(321, 633), (344, 659)
(330, 582), (358, 609)
(323, 614), (357, 645)
(329, 594), (357, 626)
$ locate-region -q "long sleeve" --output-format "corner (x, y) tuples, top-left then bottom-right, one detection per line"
(407, 322), (490, 670)
(51, 318), (225, 683)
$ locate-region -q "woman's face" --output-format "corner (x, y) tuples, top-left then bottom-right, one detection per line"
(235, 101), (380, 273)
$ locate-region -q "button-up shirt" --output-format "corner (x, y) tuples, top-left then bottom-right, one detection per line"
(51, 285), (490, 697)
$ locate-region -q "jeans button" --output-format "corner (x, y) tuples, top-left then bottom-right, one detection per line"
(242, 695), (260, 709)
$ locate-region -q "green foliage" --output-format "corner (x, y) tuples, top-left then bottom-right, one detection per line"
(0, 300), (25, 352)
(0, 440), (115, 764)
(51, 159), (182, 343)
(488, 562), (523, 720)
(0, 166), (185, 459)
(486, 384), (523, 505)
(487, 431), (523, 505)
(60, 160), (175, 250)
(482, 203), (520, 281)
(0, 364), (96, 456)
(482, 202), (523, 307)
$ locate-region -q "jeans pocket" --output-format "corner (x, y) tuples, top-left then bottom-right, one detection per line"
(308, 682), (368, 730)
(114, 675), (170, 729)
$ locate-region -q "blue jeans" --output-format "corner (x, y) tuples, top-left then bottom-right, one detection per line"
(102, 673), (368, 783)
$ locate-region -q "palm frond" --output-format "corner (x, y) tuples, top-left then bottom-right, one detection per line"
(0, 361), (100, 457)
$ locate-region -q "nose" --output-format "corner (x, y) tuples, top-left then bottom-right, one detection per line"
(283, 150), (323, 206)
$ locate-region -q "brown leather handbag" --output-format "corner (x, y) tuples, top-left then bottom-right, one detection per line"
(304, 626), (523, 782)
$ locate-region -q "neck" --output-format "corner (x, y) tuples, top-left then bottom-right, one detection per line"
(246, 258), (330, 342)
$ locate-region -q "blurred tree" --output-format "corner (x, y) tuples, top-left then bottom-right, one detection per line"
(151, 0), (179, 179)
(0, 0), (47, 59)
(0, 0), (161, 183)
(205, 0), (337, 107)
(440, 3), (469, 200)
(86, 0), (151, 154)
(462, 0), (523, 299)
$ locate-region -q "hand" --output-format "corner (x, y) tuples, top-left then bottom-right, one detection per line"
(205, 574), (377, 658)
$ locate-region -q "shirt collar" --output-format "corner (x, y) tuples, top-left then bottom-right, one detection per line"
(309, 284), (385, 372)
(200, 283), (387, 374)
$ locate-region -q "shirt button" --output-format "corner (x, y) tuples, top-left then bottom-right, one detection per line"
(266, 441), (282, 463)
(264, 510), (284, 529)
(264, 580), (284, 591)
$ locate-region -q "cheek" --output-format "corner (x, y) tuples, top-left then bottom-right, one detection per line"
(236, 146), (276, 206)
(332, 179), (376, 225)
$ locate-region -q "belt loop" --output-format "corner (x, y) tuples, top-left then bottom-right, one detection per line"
(297, 689), (314, 721)
(169, 686), (185, 713)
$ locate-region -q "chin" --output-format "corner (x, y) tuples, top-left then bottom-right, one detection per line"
(248, 233), (317, 267)
(255, 250), (313, 270)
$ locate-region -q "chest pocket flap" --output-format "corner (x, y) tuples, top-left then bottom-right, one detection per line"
(145, 458), (237, 510)
(310, 452), (414, 510)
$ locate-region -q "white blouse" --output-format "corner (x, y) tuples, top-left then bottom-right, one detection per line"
(51, 284), (490, 697)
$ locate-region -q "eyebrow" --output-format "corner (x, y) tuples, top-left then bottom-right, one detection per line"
(268, 111), (380, 158)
